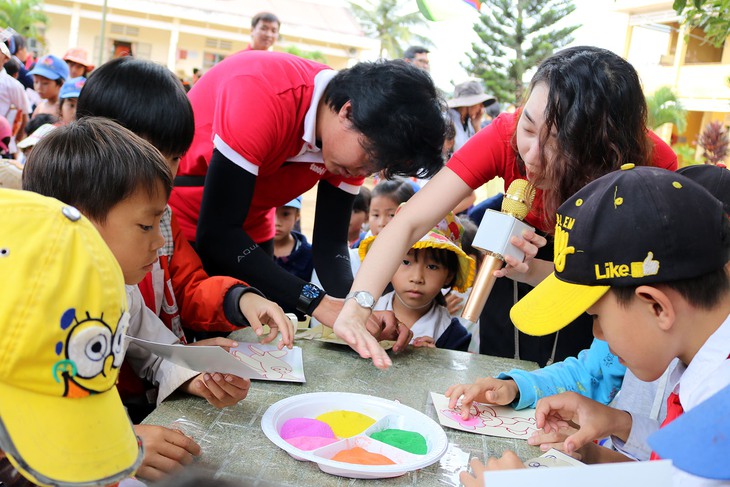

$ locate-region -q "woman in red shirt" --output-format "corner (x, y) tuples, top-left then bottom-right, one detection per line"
(335, 46), (678, 369)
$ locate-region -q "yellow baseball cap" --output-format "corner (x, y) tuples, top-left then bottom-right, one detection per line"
(0, 189), (142, 486)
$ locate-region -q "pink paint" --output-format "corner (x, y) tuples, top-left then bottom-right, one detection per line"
(280, 418), (335, 440)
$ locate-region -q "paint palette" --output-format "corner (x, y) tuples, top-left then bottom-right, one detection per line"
(261, 392), (448, 479)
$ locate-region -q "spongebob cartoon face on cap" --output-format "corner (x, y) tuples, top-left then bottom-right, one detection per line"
(0, 189), (142, 486)
(53, 307), (129, 398)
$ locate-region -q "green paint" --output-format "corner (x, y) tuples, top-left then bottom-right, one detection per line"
(370, 429), (428, 455)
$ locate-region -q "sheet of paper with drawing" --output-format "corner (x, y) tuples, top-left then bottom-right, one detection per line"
(524, 448), (585, 468)
(125, 336), (305, 383)
(429, 392), (538, 439)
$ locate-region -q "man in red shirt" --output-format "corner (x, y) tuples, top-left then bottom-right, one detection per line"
(248, 12), (279, 51)
(170, 51), (446, 346)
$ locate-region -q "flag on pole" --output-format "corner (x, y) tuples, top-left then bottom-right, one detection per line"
(417, 0), (481, 21)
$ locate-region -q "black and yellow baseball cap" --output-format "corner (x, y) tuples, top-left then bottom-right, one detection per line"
(511, 165), (729, 336)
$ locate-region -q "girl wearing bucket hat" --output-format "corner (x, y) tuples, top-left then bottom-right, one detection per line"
(63, 48), (94, 78)
(335, 46), (678, 369)
(447, 80), (496, 151)
(359, 211), (476, 351)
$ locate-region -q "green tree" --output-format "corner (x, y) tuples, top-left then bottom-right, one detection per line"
(0, 0), (48, 40)
(673, 0), (730, 48)
(349, 0), (431, 58)
(646, 86), (687, 133)
(283, 45), (328, 64)
(464, 0), (579, 106)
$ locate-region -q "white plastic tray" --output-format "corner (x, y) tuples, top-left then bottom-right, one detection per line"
(261, 392), (448, 479)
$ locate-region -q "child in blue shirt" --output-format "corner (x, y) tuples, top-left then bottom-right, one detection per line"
(274, 196), (313, 282)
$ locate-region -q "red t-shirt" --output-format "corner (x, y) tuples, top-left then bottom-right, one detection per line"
(447, 112), (678, 232)
(169, 51), (364, 243)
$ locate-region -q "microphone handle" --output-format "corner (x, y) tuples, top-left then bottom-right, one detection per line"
(461, 253), (505, 323)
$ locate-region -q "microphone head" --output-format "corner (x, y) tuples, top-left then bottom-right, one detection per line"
(501, 179), (535, 220)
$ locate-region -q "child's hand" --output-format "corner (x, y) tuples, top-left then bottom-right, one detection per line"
(188, 337), (238, 351)
(445, 378), (519, 419)
(412, 336), (435, 348)
(527, 425), (582, 456)
(535, 391), (633, 455)
(459, 451), (526, 487)
(133, 425), (201, 481)
(375, 311), (413, 354)
(445, 291), (464, 315)
(460, 457), (487, 487)
(239, 292), (294, 349)
(183, 372), (251, 408)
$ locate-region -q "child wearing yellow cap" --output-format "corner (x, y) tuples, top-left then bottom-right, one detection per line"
(359, 211), (476, 351)
(22, 117), (257, 482)
(0, 189), (142, 486)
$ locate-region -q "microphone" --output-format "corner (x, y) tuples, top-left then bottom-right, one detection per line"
(461, 179), (536, 323)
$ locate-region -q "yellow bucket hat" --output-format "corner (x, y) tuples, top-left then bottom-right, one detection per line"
(0, 189), (142, 486)
(360, 210), (476, 293)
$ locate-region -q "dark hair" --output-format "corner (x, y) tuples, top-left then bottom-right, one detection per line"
(410, 247), (460, 305)
(444, 118), (456, 141)
(612, 267), (730, 311)
(403, 46), (429, 60)
(22, 117), (173, 224)
(323, 60), (446, 179)
(459, 218), (479, 258)
(3, 59), (18, 77)
(25, 114), (59, 136)
(353, 185), (371, 213)
(9, 34), (25, 55)
(251, 12), (280, 28)
(521, 46), (652, 229)
(485, 102), (501, 119)
(76, 57), (194, 158)
(371, 177), (415, 206)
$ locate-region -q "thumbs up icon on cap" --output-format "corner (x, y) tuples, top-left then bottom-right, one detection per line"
(631, 252), (660, 278)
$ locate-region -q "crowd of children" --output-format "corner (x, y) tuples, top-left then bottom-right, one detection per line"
(0, 28), (728, 487)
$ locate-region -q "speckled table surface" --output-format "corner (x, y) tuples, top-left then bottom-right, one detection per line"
(143, 328), (541, 486)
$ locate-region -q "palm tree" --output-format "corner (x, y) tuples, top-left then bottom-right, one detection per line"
(646, 86), (687, 133)
(0, 0), (49, 41)
(349, 0), (431, 58)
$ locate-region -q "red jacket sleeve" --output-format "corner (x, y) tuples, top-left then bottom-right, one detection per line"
(169, 210), (249, 332)
(648, 130), (678, 171)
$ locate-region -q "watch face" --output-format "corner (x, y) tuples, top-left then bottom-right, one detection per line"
(302, 283), (322, 299)
(356, 292), (374, 308)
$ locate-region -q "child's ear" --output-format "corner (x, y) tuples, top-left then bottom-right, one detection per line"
(338, 100), (353, 123)
(634, 285), (675, 331)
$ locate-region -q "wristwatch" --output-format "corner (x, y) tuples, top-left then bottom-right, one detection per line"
(296, 283), (324, 316)
(345, 291), (376, 311)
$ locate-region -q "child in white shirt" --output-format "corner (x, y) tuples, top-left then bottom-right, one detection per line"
(360, 211), (475, 351)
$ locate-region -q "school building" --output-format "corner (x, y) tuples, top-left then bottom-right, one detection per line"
(40, 0), (381, 79)
(614, 0), (730, 163)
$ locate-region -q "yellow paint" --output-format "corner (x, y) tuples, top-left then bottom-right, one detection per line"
(316, 411), (376, 438)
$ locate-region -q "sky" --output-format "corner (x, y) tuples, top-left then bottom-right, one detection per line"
(414, 0), (630, 93)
